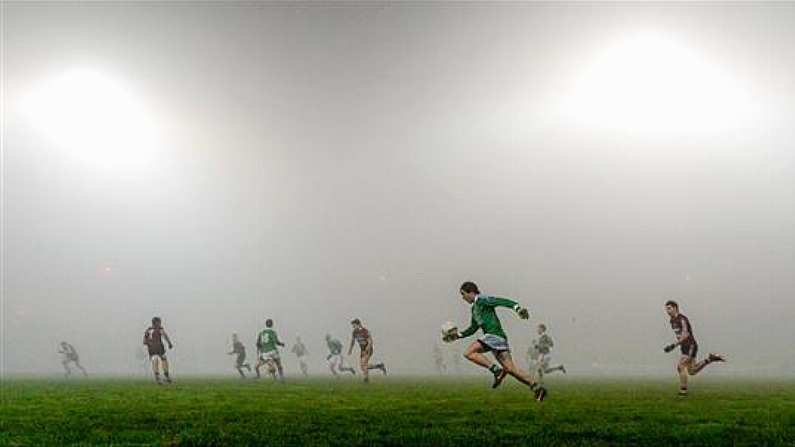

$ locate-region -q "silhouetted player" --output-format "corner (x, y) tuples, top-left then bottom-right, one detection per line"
(228, 333), (251, 378)
(143, 317), (173, 384)
(663, 300), (725, 397)
(58, 341), (87, 377)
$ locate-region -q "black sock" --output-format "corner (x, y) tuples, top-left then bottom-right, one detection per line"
(489, 364), (501, 374)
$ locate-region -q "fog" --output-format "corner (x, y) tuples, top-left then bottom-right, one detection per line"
(2, 2), (793, 377)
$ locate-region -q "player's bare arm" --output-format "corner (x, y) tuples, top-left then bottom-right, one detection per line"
(163, 331), (173, 349)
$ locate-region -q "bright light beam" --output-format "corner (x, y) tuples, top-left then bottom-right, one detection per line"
(20, 68), (160, 171)
(559, 32), (758, 136)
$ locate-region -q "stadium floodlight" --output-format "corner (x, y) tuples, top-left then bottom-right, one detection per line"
(20, 68), (160, 171)
(559, 32), (756, 135)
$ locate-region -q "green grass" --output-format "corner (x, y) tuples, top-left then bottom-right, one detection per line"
(1, 376), (794, 446)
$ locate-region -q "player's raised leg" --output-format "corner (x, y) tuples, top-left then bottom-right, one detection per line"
(494, 350), (542, 398)
(688, 352), (726, 375)
(463, 340), (504, 384)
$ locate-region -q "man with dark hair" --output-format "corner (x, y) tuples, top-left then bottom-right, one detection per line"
(664, 300), (726, 397)
(348, 318), (387, 383)
(450, 281), (547, 401)
(256, 318), (285, 381)
(58, 341), (87, 377)
(228, 333), (251, 378)
(143, 317), (173, 384)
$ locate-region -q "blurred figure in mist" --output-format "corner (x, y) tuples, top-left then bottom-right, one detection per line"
(228, 333), (252, 378)
(433, 344), (447, 375)
(528, 323), (566, 383)
(58, 341), (87, 377)
(291, 336), (309, 377)
(325, 334), (356, 377)
(450, 346), (462, 374)
(348, 318), (387, 383)
(143, 316), (174, 384)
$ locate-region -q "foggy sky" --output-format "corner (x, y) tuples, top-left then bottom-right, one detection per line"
(2, 2), (794, 376)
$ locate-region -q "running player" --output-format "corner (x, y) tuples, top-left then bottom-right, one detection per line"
(326, 334), (356, 377)
(256, 318), (285, 381)
(528, 323), (566, 382)
(291, 336), (309, 376)
(348, 319), (387, 383)
(449, 281), (546, 401)
(664, 300), (726, 397)
(143, 317), (173, 384)
(228, 333), (251, 378)
(58, 341), (87, 377)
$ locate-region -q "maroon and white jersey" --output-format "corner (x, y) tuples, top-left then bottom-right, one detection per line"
(352, 327), (371, 348)
(669, 314), (696, 345)
(144, 326), (166, 350)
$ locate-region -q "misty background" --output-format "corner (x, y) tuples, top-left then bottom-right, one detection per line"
(2, 2), (793, 377)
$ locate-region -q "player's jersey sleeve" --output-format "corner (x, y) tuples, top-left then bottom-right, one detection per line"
(480, 295), (519, 309)
(459, 315), (479, 338)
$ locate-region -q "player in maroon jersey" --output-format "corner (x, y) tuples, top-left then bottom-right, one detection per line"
(348, 319), (387, 383)
(663, 300), (725, 397)
(143, 316), (174, 384)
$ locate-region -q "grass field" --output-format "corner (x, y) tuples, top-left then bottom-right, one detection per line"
(1, 376), (794, 446)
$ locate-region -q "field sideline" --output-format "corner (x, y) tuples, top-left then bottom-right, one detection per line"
(1, 376), (794, 446)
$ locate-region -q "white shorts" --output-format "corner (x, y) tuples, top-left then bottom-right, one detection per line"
(328, 354), (344, 368)
(259, 350), (280, 362)
(478, 334), (510, 352)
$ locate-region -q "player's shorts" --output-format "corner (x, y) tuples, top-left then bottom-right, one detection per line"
(235, 354), (247, 367)
(148, 346), (166, 360)
(259, 350), (280, 362)
(478, 334), (510, 352)
(680, 343), (698, 359)
(66, 354), (79, 363)
(328, 353), (346, 368)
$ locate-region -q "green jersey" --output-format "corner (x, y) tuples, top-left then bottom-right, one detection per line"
(529, 333), (554, 358)
(459, 294), (520, 340)
(257, 329), (281, 353)
(327, 338), (342, 355)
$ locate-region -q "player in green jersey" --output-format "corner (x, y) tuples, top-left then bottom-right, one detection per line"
(450, 281), (546, 401)
(256, 318), (285, 381)
(528, 323), (566, 383)
(326, 334), (356, 377)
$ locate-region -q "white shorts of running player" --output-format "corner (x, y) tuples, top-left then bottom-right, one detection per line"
(259, 350), (280, 362)
(328, 354), (345, 369)
(478, 334), (510, 352)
